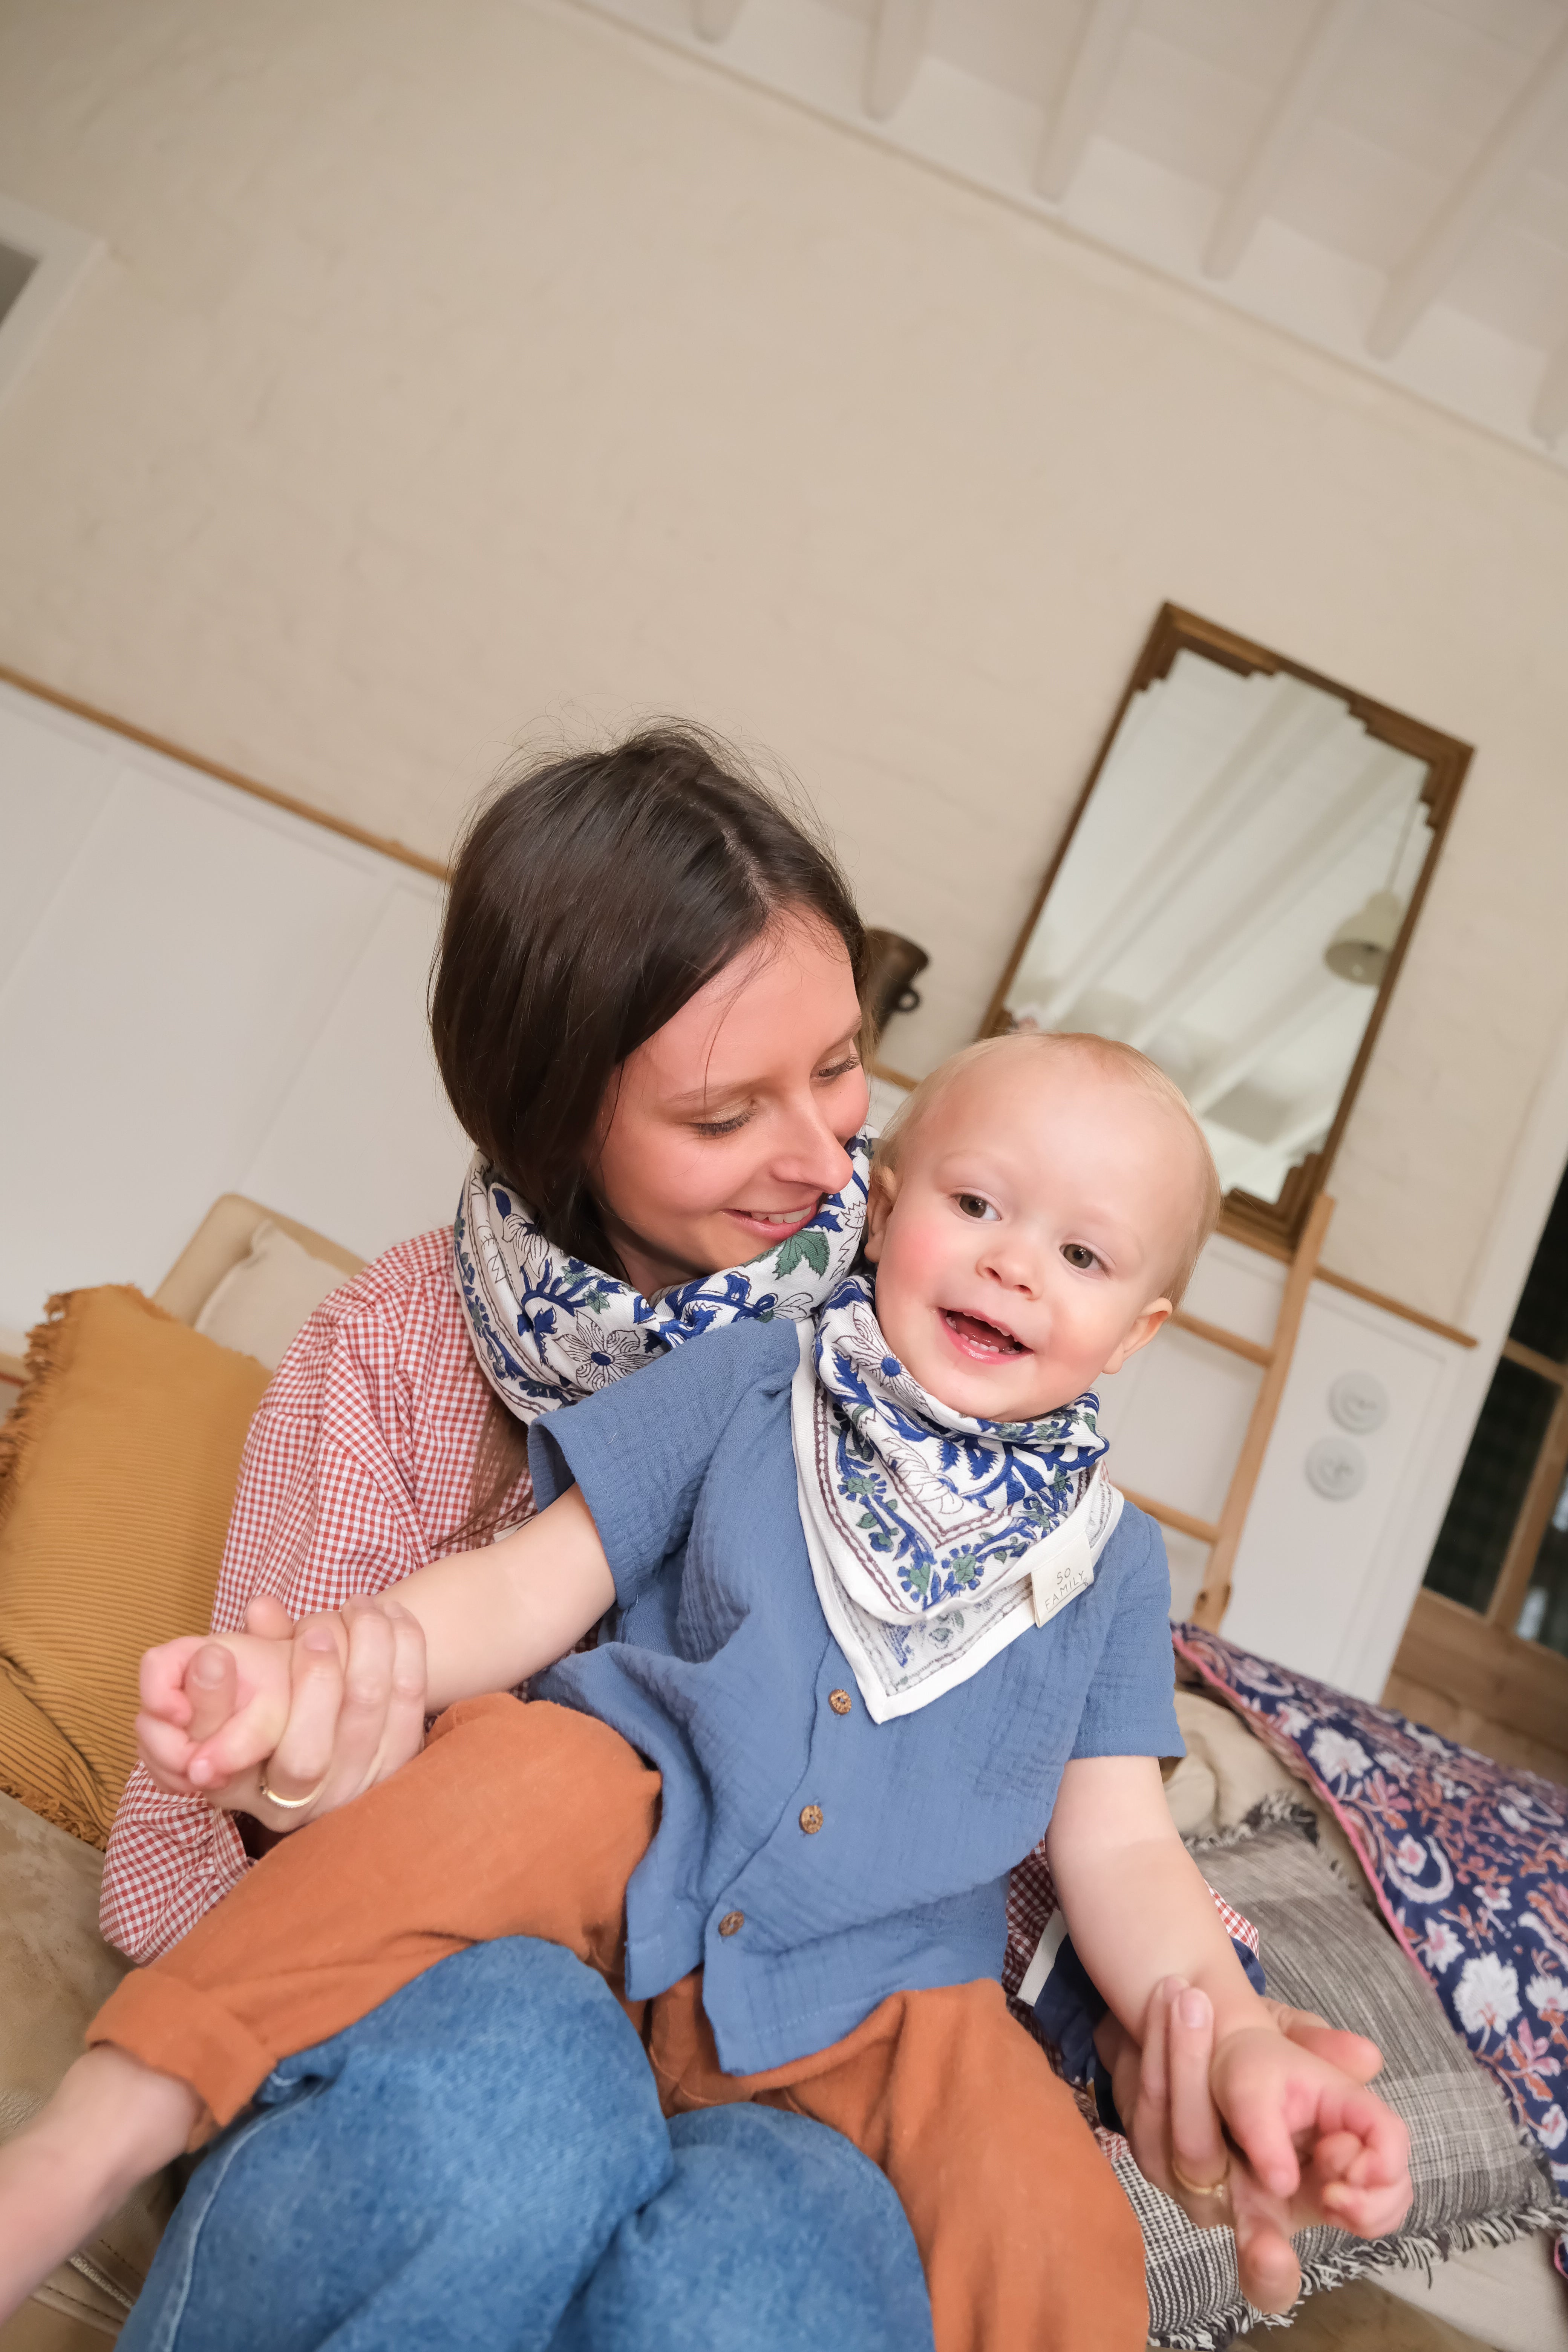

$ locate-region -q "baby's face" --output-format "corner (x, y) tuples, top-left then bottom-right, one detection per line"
(864, 1052), (1196, 1422)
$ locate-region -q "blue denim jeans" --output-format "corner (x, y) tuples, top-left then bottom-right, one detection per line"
(120, 1938), (933, 2352)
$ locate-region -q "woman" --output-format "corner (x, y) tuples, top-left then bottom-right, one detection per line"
(106, 726), (936, 2352)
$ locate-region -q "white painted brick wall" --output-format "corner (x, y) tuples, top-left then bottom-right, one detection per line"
(1, 0), (1566, 1325)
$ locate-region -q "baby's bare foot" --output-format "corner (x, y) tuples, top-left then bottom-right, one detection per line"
(0, 2047), (199, 2323)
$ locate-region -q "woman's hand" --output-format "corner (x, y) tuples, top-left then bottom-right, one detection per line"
(1098, 1980), (1402, 2315)
(135, 1594), (430, 1834)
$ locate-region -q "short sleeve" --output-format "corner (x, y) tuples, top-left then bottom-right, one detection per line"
(528, 1320), (797, 1611)
(1069, 1506), (1182, 1761)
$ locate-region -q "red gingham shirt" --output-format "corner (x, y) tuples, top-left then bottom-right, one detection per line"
(1003, 1850), (1257, 2003)
(102, 1229), (1256, 2003)
(100, 1230), (532, 1960)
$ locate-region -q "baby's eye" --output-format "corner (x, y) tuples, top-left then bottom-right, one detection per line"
(1061, 1242), (1100, 1272)
(956, 1193), (997, 1221)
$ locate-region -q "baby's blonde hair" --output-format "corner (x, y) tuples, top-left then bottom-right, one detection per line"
(873, 1031), (1222, 1309)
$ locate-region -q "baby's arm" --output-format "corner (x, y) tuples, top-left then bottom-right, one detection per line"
(1046, 1758), (1411, 2252)
(140, 1488), (614, 1807)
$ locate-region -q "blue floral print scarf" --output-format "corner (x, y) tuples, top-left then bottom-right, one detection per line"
(793, 1274), (1123, 1722)
(452, 1139), (872, 1421)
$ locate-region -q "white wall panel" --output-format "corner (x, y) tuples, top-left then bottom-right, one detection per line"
(1092, 1222), (1470, 1681)
(0, 698), (116, 988)
(240, 882), (469, 1261)
(0, 685), (458, 1337)
(1224, 1287), (1464, 1695)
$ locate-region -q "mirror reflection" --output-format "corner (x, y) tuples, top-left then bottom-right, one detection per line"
(1000, 647), (1436, 1208)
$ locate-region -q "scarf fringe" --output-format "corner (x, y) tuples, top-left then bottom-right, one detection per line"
(1184, 1790), (1320, 1854)
(1149, 2202), (1568, 2349)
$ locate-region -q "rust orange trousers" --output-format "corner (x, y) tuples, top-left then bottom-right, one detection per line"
(91, 1696), (1148, 2352)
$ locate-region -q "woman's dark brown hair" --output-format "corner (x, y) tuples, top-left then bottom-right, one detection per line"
(431, 723), (865, 1531)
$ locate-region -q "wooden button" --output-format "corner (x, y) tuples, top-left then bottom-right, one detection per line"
(718, 1910), (745, 1937)
(799, 1804), (824, 1834)
(828, 1689), (852, 1715)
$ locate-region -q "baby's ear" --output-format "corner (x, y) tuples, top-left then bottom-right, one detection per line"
(1101, 1297), (1171, 1375)
(863, 1163), (900, 1263)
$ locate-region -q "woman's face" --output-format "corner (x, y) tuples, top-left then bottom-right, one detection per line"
(591, 911), (869, 1295)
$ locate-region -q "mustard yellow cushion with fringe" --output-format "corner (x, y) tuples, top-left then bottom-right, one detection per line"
(0, 1287), (270, 1848)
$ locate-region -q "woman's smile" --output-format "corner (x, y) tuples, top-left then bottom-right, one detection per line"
(726, 1201), (822, 1245)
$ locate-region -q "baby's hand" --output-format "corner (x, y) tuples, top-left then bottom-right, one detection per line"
(1211, 2018), (1412, 2243)
(136, 1613), (305, 1797)
(1109, 1978), (1410, 2315)
(136, 1593), (429, 1831)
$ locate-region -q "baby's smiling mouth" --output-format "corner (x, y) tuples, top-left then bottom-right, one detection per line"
(940, 1309), (1028, 1359)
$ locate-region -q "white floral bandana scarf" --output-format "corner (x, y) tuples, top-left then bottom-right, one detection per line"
(792, 1274), (1123, 1722)
(452, 1139), (872, 1421)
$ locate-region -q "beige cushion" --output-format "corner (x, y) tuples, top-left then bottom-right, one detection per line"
(194, 1219), (354, 1372)
(1166, 1690), (1374, 1900)
(0, 1790), (176, 2345)
(154, 1194), (364, 1331)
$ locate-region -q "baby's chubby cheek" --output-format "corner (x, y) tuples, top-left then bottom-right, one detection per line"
(867, 1212), (950, 1366)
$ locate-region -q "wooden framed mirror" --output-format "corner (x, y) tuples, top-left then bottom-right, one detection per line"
(981, 605), (1473, 1254)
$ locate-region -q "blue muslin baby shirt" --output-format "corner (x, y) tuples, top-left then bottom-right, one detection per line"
(531, 1318), (1179, 2076)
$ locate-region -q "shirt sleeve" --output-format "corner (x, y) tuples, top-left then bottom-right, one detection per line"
(100, 1247), (504, 1961)
(1069, 1505), (1182, 1762)
(528, 1321), (795, 1611)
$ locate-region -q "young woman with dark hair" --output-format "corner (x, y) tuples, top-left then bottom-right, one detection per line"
(97, 725), (933, 2352)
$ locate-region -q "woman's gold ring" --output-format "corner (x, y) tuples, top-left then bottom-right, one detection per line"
(1170, 2158), (1229, 2200)
(256, 1769), (328, 1812)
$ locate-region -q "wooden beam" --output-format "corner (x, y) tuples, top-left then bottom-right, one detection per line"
(1193, 1190), (1334, 1628)
(1034, 0), (1140, 202)
(1367, 25), (1568, 359)
(1168, 1310), (1272, 1370)
(0, 660), (447, 880)
(864, 0), (931, 121)
(1119, 1487), (1221, 1548)
(1485, 1383), (1568, 1637)
(1312, 1266), (1476, 1348)
(1204, 0), (1370, 280)
(1501, 1337), (1568, 1388)
(692, 0), (745, 42)
(1532, 339), (1568, 447)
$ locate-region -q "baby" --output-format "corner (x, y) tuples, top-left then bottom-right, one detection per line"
(0, 1035), (1411, 2352)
